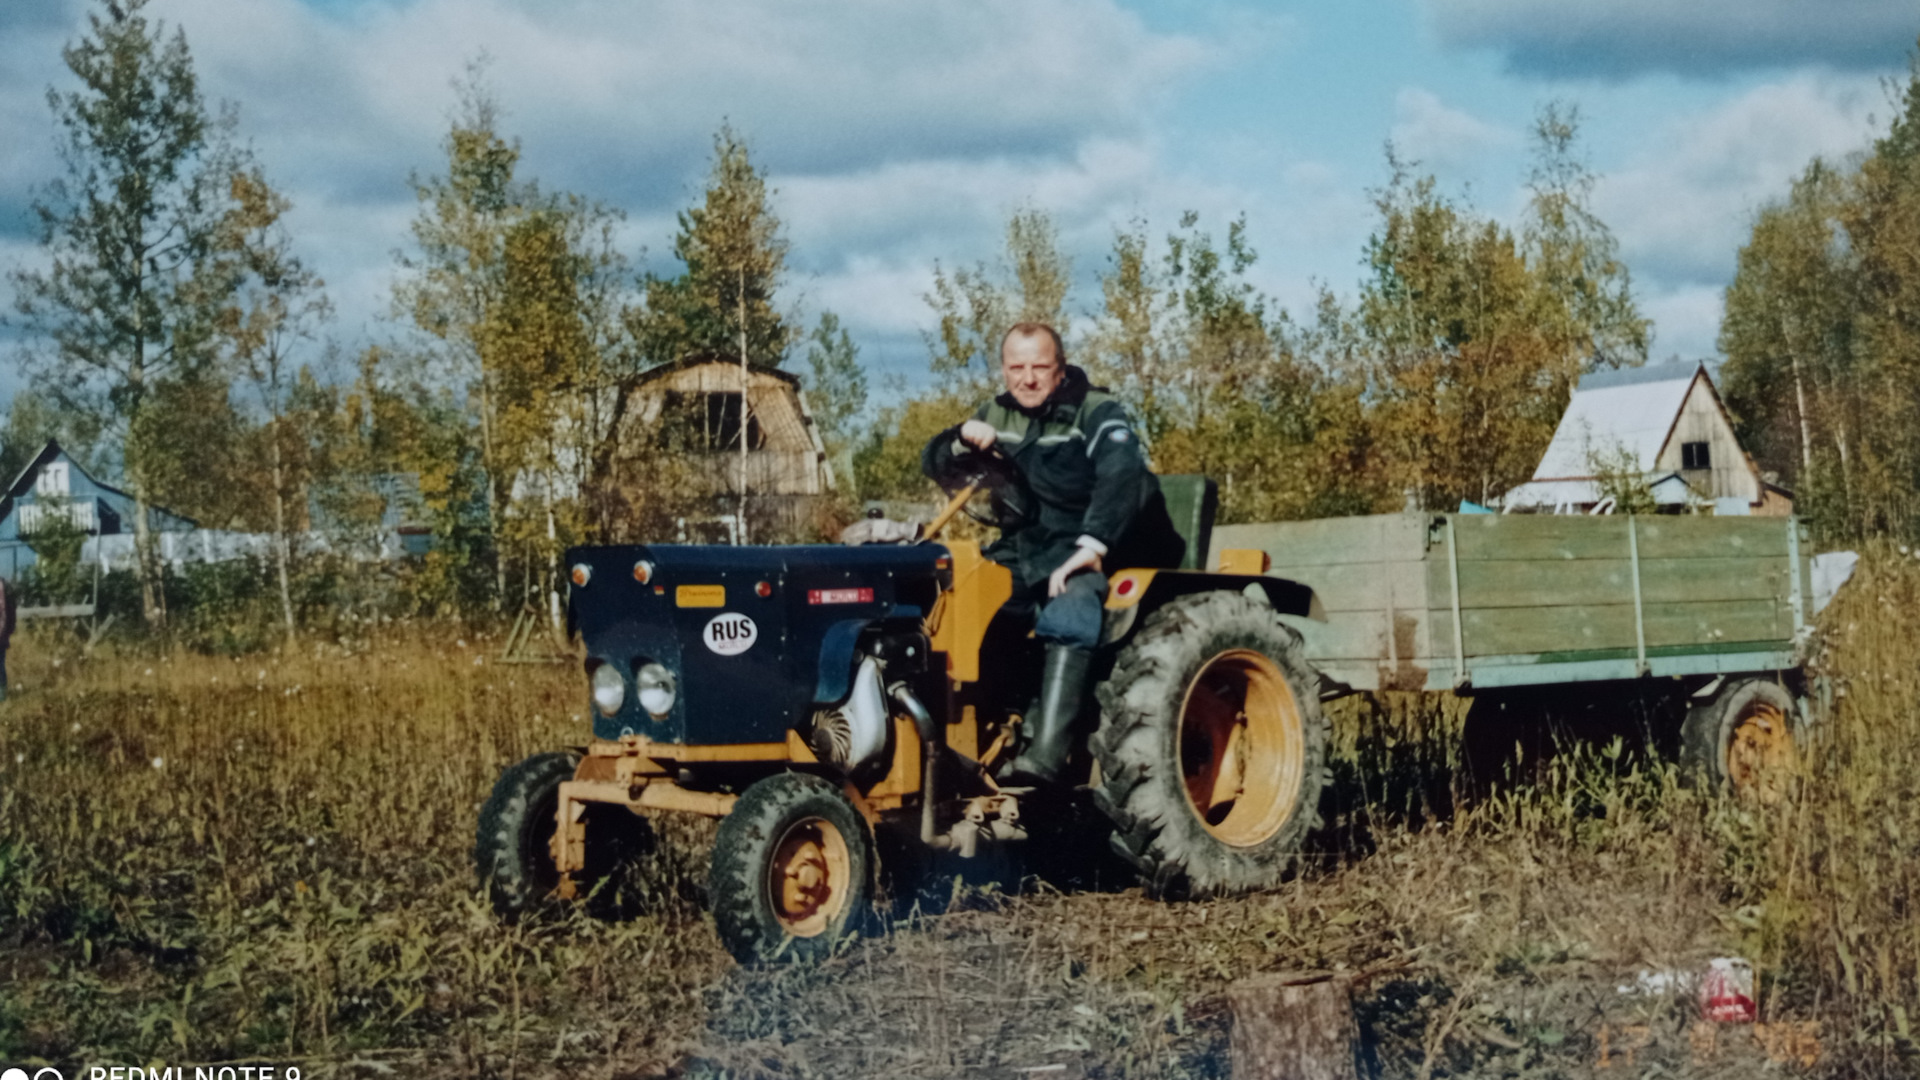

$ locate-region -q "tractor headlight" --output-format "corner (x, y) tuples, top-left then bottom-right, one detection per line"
(636, 662), (677, 718)
(590, 662), (626, 717)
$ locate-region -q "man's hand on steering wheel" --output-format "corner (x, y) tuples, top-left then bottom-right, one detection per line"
(959, 419), (998, 451)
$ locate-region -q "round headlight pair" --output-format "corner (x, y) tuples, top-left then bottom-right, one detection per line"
(589, 660), (676, 720)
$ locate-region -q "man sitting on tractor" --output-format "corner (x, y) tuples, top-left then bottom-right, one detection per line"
(922, 321), (1176, 785)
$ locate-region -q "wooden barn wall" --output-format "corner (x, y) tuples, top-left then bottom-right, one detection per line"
(1654, 379), (1760, 504)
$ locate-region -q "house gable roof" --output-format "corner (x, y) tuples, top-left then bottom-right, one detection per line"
(1531, 361), (1705, 481)
(0, 439), (197, 529)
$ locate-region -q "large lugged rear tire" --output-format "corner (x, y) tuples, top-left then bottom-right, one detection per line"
(1092, 590), (1329, 897)
(711, 771), (875, 964)
(1681, 678), (1803, 802)
(475, 751), (580, 918)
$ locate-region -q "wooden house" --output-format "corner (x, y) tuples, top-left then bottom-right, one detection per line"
(1503, 361), (1793, 516)
(0, 440), (195, 578)
(599, 358), (835, 539)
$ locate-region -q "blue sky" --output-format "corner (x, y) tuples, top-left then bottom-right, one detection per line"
(3, 0), (1914, 403)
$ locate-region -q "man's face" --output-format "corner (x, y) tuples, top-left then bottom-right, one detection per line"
(1001, 331), (1064, 410)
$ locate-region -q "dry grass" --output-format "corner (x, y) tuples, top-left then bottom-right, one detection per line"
(2, 553), (1918, 1078)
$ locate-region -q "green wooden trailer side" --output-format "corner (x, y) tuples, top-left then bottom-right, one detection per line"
(1208, 513), (1812, 694)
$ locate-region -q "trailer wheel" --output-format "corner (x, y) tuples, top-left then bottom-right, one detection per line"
(1091, 590), (1329, 897)
(475, 751), (579, 918)
(1681, 679), (1803, 802)
(711, 772), (874, 963)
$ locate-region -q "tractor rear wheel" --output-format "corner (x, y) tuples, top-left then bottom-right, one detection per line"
(475, 751), (579, 918)
(711, 771), (874, 963)
(1681, 678), (1803, 802)
(1092, 590), (1328, 897)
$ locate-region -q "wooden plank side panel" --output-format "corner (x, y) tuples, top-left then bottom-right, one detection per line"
(1211, 514), (1428, 568)
(1451, 514), (1629, 562)
(1266, 558), (1430, 613)
(1635, 516), (1792, 560)
(1450, 513), (1792, 562)
(1459, 599), (1789, 656)
(1454, 557), (1794, 608)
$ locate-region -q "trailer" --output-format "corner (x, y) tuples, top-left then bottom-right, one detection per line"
(1209, 512), (1838, 797)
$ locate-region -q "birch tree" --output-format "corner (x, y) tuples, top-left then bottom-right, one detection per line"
(9, 0), (232, 627)
(211, 165), (331, 638)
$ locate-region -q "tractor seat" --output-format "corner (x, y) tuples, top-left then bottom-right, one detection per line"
(1154, 474), (1218, 571)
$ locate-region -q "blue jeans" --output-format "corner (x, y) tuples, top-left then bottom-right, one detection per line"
(1010, 571), (1107, 651)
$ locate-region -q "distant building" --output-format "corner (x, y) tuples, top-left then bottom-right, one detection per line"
(598, 358), (835, 539)
(0, 441), (195, 578)
(309, 471), (435, 558)
(1503, 361), (1793, 516)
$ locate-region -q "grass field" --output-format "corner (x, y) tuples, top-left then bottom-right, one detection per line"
(2, 552), (1918, 1078)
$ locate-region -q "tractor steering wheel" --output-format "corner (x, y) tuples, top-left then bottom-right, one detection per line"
(919, 443), (1028, 542)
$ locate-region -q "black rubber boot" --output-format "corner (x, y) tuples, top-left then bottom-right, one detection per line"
(997, 645), (1093, 787)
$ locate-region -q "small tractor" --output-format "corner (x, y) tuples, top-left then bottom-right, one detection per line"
(475, 475), (1331, 962)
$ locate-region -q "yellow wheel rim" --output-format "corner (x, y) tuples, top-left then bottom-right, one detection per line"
(1727, 699), (1796, 803)
(767, 816), (852, 937)
(1176, 649), (1306, 847)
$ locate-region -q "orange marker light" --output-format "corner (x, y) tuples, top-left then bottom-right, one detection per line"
(633, 560), (654, 584)
(570, 563), (592, 587)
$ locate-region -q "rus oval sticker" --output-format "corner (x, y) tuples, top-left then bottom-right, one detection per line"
(703, 612), (758, 656)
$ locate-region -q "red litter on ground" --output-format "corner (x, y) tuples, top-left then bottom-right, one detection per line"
(1699, 957), (1757, 1023)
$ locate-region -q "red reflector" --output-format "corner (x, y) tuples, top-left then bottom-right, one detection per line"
(755, 580), (773, 598)
(808, 587), (874, 605)
(1116, 578), (1136, 597)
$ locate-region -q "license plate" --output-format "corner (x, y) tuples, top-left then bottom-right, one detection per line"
(808, 587), (874, 605)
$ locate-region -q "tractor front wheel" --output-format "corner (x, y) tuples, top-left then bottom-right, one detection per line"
(1092, 590), (1329, 897)
(475, 751), (580, 918)
(710, 772), (874, 963)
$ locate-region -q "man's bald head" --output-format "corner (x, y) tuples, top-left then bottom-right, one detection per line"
(1000, 322), (1065, 410)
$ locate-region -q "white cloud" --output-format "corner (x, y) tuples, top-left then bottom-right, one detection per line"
(2, 0), (1222, 369)
(1596, 73), (1882, 287)
(1424, 0), (1917, 77)
(1390, 87), (1517, 175)
(1640, 283), (1726, 361)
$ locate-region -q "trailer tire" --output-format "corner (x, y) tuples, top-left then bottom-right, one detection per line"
(476, 751), (580, 918)
(1681, 678), (1803, 802)
(1092, 590), (1329, 897)
(711, 772), (874, 964)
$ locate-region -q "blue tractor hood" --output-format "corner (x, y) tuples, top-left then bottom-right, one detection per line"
(565, 543), (951, 745)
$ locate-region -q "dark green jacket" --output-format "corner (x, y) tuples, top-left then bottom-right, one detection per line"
(922, 366), (1173, 589)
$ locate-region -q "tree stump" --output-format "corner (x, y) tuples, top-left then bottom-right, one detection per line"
(1227, 972), (1359, 1080)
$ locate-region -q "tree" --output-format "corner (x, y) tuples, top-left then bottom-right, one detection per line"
(634, 125), (791, 541)
(393, 66), (530, 607)
(8, 0), (232, 627)
(1720, 51), (1920, 543)
(207, 164), (331, 638)
(1522, 102), (1649, 372)
(925, 207), (1073, 399)
(1357, 113), (1647, 512)
(637, 126), (792, 368)
(802, 311), (868, 481)
(1087, 213), (1383, 522)
(1720, 159), (1861, 535)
